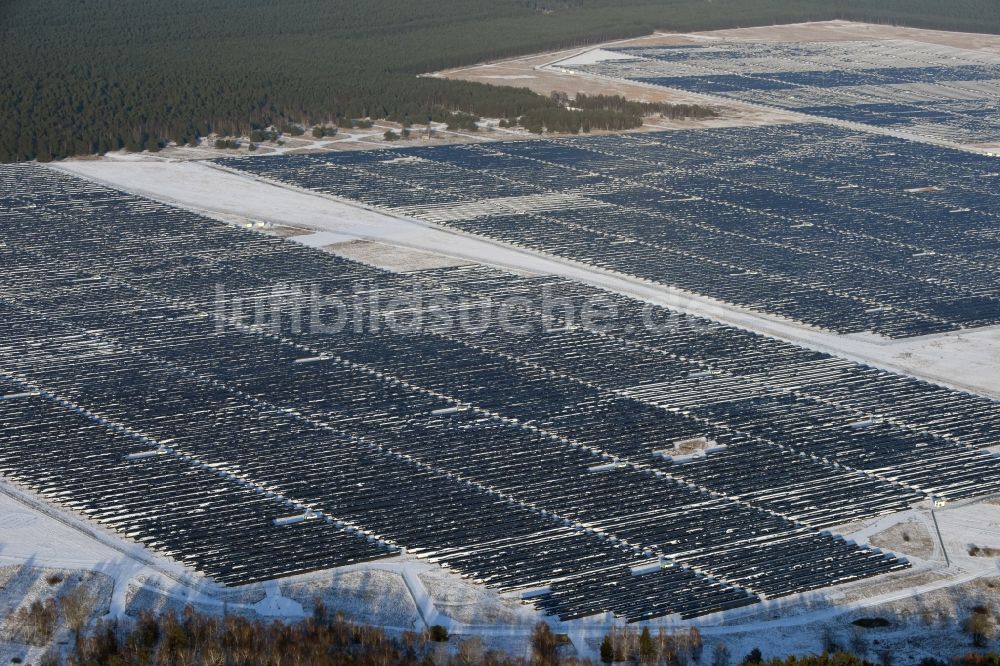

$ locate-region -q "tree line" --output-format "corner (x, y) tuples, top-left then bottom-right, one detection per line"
(52, 603), (575, 666)
(20, 598), (1000, 666)
(2, 0), (1000, 162)
(505, 93), (717, 134)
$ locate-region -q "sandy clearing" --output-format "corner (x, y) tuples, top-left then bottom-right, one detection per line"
(435, 47), (785, 130)
(104, 119), (529, 163)
(436, 20), (1000, 142)
(429, 30), (778, 129)
(478, 74), (540, 80)
(702, 20), (1000, 52)
(445, 20), (1000, 76)
(870, 519), (936, 561)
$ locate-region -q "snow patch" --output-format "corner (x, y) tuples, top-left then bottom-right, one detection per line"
(557, 49), (641, 67)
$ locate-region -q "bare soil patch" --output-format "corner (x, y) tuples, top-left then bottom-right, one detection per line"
(869, 519), (935, 560)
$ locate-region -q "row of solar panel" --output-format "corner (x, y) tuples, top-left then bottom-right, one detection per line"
(218, 125), (1000, 337)
(0, 164), (937, 621)
(0, 244), (908, 598)
(569, 41), (1000, 143)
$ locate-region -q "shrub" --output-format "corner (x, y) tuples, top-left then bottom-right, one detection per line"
(312, 125), (338, 138)
(249, 129), (278, 142)
(965, 609), (996, 647)
(428, 624), (449, 642)
(442, 112), (479, 131)
(61, 584), (97, 639)
(690, 627), (704, 662)
(970, 546), (1000, 557)
(456, 636), (484, 666)
(531, 622), (559, 666)
(11, 598), (57, 645)
(712, 642), (731, 666)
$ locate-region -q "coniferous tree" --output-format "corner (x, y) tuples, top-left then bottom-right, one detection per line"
(601, 634), (615, 664)
(2, 0), (997, 162)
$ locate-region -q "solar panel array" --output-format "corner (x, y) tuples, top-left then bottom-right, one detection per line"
(565, 40), (1000, 145)
(218, 124), (1000, 338)
(2, 164), (999, 622)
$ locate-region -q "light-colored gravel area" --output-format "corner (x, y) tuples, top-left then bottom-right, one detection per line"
(870, 519), (936, 560)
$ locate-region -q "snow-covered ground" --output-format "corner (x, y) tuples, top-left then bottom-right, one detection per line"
(555, 48), (639, 67)
(313, 239), (475, 271)
(4, 468), (1000, 662)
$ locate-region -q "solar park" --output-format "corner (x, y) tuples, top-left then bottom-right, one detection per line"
(217, 123), (1000, 338)
(3, 163), (1000, 623)
(561, 39), (1000, 146)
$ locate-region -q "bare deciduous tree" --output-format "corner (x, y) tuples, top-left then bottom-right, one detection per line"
(61, 584), (97, 641)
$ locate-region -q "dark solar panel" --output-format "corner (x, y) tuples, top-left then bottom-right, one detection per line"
(2, 162), (998, 623)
